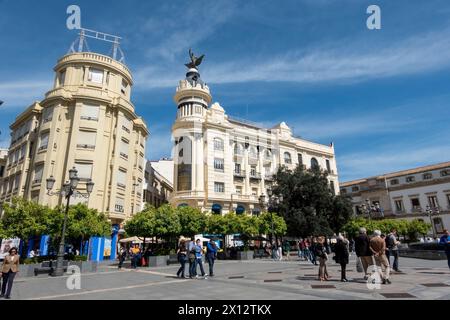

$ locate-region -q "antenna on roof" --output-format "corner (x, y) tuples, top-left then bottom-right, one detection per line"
(68, 28), (125, 63)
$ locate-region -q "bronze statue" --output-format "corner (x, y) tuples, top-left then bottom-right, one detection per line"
(185, 48), (204, 69)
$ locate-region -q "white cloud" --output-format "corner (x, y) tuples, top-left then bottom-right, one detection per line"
(0, 80), (51, 109)
(134, 27), (450, 89)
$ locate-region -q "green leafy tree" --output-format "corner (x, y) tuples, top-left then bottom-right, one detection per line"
(206, 214), (228, 235)
(125, 206), (157, 243)
(273, 165), (351, 237)
(406, 219), (431, 241)
(1, 197), (52, 240)
(258, 212), (287, 237)
(177, 206), (207, 239)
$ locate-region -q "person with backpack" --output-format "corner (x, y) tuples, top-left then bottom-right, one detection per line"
(386, 228), (402, 272)
(439, 229), (450, 269)
(206, 239), (218, 277)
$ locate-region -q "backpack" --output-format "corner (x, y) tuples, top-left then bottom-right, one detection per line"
(386, 235), (395, 249)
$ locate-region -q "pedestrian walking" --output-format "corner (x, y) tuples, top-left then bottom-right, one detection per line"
(370, 230), (391, 284)
(176, 240), (188, 278)
(315, 236), (330, 281)
(283, 240), (291, 261)
(386, 228), (402, 272)
(194, 239), (207, 279)
(439, 229), (450, 269)
(188, 240), (196, 278)
(118, 246), (127, 269)
(277, 240), (283, 261)
(334, 235), (349, 282)
(355, 228), (374, 280)
(206, 239), (218, 276)
(1, 247), (19, 299)
(310, 237), (318, 265)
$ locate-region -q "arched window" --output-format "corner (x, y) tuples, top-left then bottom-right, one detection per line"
(213, 138), (224, 151)
(236, 205), (245, 215)
(249, 146), (257, 158)
(212, 203), (222, 215)
(284, 152), (292, 164)
(311, 157), (319, 169)
(264, 149), (272, 160)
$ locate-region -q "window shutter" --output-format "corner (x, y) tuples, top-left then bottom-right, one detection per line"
(80, 105), (99, 120)
(117, 170), (127, 186)
(120, 140), (129, 157)
(77, 131), (96, 148)
(75, 163), (93, 180)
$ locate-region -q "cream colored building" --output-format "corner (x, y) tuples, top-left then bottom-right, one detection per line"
(170, 64), (339, 214)
(0, 52), (149, 225)
(143, 158), (174, 209)
(340, 161), (450, 235)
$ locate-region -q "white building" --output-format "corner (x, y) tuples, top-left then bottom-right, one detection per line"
(170, 57), (339, 215)
(340, 161), (450, 236)
(142, 159), (174, 209)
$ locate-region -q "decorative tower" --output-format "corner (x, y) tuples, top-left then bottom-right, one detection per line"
(172, 50), (211, 209)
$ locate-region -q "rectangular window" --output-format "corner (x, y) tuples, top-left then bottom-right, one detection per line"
(14, 149), (19, 162)
(446, 194), (450, 207)
(115, 198), (125, 213)
(88, 68), (104, 84)
(120, 115), (132, 133)
(250, 165), (257, 176)
(0, 165), (4, 178)
(406, 176), (415, 183)
(42, 106), (54, 123)
(411, 198), (421, 210)
(264, 166), (271, 175)
(440, 170), (450, 177)
(428, 195), (439, 208)
(39, 133), (49, 150)
(58, 70), (66, 86)
(423, 173), (432, 180)
(77, 131), (96, 149)
(351, 186), (359, 192)
(234, 163), (241, 174)
(75, 163), (93, 180)
(235, 186), (242, 195)
(214, 182), (225, 193)
(121, 80), (128, 94)
(214, 158), (224, 172)
(120, 139), (129, 159)
(252, 188), (258, 196)
(326, 159), (331, 173)
(390, 179), (399, 185)
(395, 200), (404, 212)
(330, 181), (335, 195)
(33, 165), (44, 184)
(117, 170), (127, 188)
(80, 104), (99, 121)
(20, 144), (26, 160)
(298, 153), (303, 166)
(214, 139), (224, 151)
(14, 174), (20, 190)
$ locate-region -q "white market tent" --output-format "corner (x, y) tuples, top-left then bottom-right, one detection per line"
(119, 236), (144, 244)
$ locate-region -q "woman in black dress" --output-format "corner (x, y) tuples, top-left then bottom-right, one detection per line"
(334, 235), (350, 282)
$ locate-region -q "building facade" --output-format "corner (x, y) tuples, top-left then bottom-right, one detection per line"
(340, 161), (450, 235)
(143, 158), (174, 209)
(170, 62), (339, 214)
(0, 149), (8, 215)
(0, 52), (149, 225)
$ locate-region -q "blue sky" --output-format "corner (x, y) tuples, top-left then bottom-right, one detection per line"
(0, 0), (450, 182)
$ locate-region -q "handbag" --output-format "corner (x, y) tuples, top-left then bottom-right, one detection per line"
(356, 257), (363, 273)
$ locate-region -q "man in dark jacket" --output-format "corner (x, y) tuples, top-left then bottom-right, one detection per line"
(439, 229), (450, 269)
(354, 227), (373, 280)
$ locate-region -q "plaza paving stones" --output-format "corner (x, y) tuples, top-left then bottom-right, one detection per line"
(10, 257), (450, 300)
(311, 285), (336, 289)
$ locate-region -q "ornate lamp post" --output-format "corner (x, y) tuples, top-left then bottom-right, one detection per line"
(425, 205), (439, 239)
(46, 167), (94, 276)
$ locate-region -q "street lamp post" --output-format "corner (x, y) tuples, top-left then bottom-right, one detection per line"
(425, 205), (439, 239)
(46, 167), (94, 276)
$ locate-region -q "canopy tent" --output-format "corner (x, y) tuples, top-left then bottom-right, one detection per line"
(119, 236), (145, 244)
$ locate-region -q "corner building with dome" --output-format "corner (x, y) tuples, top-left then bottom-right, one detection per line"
(170, 61), (339, 215)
